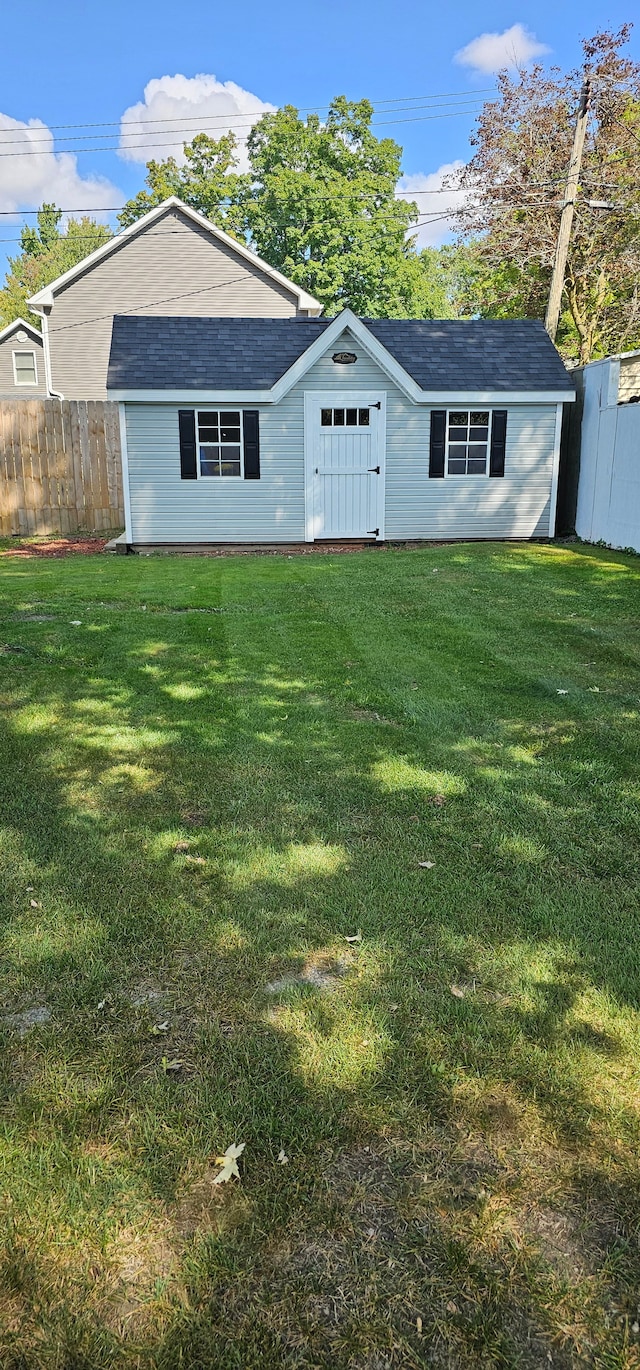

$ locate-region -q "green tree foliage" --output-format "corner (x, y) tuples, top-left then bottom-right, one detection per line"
(117, 132), (249, 234)
(0, 205), (113, 329)
(243, 98), (427, 316)
(119, 98), (452, 318)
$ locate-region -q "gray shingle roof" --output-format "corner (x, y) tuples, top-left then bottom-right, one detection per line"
(107, 315), (572, 393)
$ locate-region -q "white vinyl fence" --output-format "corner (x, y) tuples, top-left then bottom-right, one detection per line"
(575, 353), (640, 554)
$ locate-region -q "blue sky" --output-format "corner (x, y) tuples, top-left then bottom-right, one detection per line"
(0, 0), (637, 279)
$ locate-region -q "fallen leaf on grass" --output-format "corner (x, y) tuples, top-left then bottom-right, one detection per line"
(151, 1021), (170, 1035)
(446, 1300), (459, 1314)
(588, 686), (600, 693)
(277, 1149), (289, 1165)
(173, 840), (190, 854)
(26, 886), (34, 892)
(213, 1142), (246, 1184)
(416, 1316), (423, 1335)
(161, 1056), (183, 1074)
(450, 985), (466, 999)
(29, 899), (41, 909)
(430, 794), (446, 807)
(556, 689), (569, 695)
(345, 932), (362, 943)
(96, 1000), (106, 1011)
(70, 620), (82, 626)
(418, 861), (435, 869)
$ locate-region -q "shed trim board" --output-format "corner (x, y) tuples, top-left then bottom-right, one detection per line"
(547, 402), (564, 537)
(273, 310), (421, 403)
(112, 388), (576, 405)
(27, 196), (322, 315)
(118, 401), (133, 544)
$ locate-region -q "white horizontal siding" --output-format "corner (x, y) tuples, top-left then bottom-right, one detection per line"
(125, 327), (559, 542)
(385, 401), (556, 539)
(126, 398), (306, 543)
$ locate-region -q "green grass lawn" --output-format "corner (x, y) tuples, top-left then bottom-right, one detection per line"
(1, 540), (640, 1368)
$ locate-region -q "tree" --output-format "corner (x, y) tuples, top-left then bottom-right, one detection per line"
(0, 205), (113, 328)
(117, 132), (249, 235)
(118, 98), (450, 319)
(243, 97), (426, 316)
(451, 27), (640, 362)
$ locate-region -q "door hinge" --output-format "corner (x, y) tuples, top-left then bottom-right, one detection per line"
(370, 401), (381, 410)
(367, 528), (380, 537)
(368, 465), (380, 474)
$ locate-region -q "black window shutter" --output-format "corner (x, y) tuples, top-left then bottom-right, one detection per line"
(178, 409), (197, 479)
(243, 410), (260, 480)
(429, 410), (446, 478)
(489, 410), (507, 477)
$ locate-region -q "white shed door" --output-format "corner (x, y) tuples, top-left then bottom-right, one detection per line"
(305, 395), (385, 540)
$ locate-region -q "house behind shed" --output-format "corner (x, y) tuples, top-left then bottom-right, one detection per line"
(0, 318), (46, 399)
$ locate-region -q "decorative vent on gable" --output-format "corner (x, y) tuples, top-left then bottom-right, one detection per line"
(332, 351), (357, 365)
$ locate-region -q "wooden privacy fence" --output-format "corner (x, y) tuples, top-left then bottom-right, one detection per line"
(0, 399), (124, 536)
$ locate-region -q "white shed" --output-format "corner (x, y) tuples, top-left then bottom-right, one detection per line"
(107, 308), (575, 548)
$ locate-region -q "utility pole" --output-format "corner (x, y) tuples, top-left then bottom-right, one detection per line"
(545, 78), (591, 343)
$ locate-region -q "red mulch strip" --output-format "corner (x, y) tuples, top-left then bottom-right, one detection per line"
(0, 538), (108, 559)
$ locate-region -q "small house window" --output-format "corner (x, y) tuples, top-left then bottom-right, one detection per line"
(197, 410), (243, 477)
(446, 410), (491, 475)
(13, 350), (38, 386)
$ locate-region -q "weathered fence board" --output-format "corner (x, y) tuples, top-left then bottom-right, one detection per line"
(0, 399), (123, 536)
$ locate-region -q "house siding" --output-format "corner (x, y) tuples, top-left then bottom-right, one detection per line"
(123, 329), (559, 543)
(45, 208), (303, 401)
(0, 330), (46, 398)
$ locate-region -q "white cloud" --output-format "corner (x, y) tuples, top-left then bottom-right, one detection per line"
(454, 24), (550, 75)
(118, 73), (275, 171)
(398, 162), (467, 248)
(0, 112), (121, 219)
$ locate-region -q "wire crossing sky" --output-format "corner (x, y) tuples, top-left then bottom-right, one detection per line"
(0, 0), (637, 276)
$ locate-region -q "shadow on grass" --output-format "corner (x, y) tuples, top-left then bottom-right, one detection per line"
(1, 543), (640, 1365)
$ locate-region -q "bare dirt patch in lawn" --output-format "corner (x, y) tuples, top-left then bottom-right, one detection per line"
(265, 951), (354, 995)
(0, 537), (108, 558)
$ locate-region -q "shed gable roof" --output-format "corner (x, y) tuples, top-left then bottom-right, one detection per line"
(108, 311), (573, 398)
(27, 197), (322, 315)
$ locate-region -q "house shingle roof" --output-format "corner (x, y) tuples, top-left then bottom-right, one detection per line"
(107, 315), (572, 393)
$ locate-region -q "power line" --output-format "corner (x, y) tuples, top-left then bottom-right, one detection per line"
(0, 113), (487, 158)
(0, 88), (497, 138)
(0, 96), (489, 148)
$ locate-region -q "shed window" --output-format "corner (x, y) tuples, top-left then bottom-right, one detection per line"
(197, 410), (243, 477)
(321, 407), (370, 427)
(13, 350), (38, 386)
(446, 410), (491, 475)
